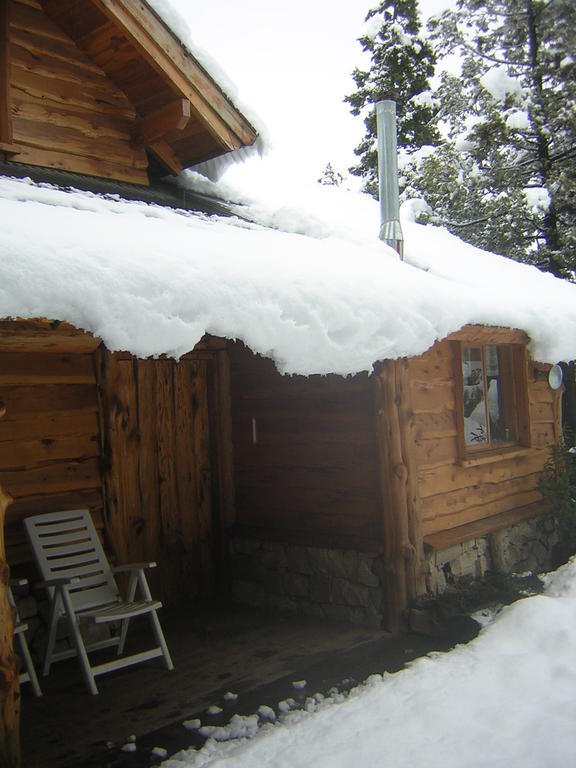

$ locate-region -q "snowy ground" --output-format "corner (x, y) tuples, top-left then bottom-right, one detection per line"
(159, 557), (576, 768)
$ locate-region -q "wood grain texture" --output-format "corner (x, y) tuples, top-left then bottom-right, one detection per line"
(0, 0), (13, 143)
(0, 347), (103, 574)
(409, 336), (558, 538)
(0, 320), (100, 354)
(39, 0), (257, 171)
(9, 0), (148, 182)
(96, 350), (223, 605)
(373, 360), (424, 631)
(229, 343), (382, 547)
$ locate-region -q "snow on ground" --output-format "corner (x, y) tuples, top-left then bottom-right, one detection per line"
(158, 557), (576, 768)
(1, 174), (576, 374)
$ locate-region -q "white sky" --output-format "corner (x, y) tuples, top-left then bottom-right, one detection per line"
(164, 0), (455, 186)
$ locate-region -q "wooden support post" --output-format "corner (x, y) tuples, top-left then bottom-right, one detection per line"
(131, 99), (191, 148)
(148, 140), (184, 176)
(0, 402), (19, 768)
(374, 360), (424, 632)
(0, 0), (13, 145)
(212, 350), (235, 596)
(394, 359), (425, 602)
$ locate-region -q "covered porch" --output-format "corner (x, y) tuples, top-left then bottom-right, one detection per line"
(19, 602), (468, 768)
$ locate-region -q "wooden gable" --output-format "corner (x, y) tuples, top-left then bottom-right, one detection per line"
(0, 0), (258, 183)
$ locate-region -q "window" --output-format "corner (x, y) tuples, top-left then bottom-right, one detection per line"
(458, 343), (528, 453)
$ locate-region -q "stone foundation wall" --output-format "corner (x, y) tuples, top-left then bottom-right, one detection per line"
(229, 537), (386, 627)
(425, 516), (558, 595)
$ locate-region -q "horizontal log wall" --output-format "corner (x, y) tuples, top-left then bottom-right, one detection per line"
(410, 338), (561, 538)
(229, 344), (383, 550)
(96, 350), (227, 604)
(0, 350), (103, 569)
(7, 0), (148, 183)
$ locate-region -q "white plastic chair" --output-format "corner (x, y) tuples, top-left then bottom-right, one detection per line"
(24, 509), (174, 695)
(9, 580), (42, 697)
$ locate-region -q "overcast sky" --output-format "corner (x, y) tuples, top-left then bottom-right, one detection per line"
(167, 0), (455, 186)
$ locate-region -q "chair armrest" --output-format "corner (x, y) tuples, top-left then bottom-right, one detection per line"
(9, 578), (28, 588)
(112, 562), (157, 574)
(38, 576), (80, 589)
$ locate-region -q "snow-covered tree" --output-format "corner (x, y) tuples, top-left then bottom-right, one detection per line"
(345, 0), (439, 197)
(405, 0), (576, 279)
(317, 163), (344, 186)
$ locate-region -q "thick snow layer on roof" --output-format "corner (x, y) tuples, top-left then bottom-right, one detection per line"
(1, 175), (575, 375)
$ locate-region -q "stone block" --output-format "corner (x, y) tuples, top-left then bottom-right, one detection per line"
(356, 558), (381, 588)
(310, 574), (331, 604)
(283, 572), (310, 598)
(262, 569), (285, 596)
(363, 603), (384, 629)
(232, 580), (265, 607)
(267, 595), (297, 615)
(230, 537), (261, 556)
(331, 578), (374, 609)
(323, 603), (366, 625)
(490, 521), (549, 573)
(230, 553), (255, 580)
(436, 543), (463, 567)
(286, 546), (314, 575)
(299, 600), (326, 619)
(260, 544), (288, 571)
(310, 547), (333, 575)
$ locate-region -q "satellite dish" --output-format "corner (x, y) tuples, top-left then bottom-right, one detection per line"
(548, 364), (563, 390)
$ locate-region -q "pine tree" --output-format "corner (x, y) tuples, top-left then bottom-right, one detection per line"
(345, 0), (439, 197)
(317, 163), (344, 186)
(405, 0), (576, 279)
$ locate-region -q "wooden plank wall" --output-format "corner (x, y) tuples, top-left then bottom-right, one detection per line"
(6, 0), (148, 182)
(409, 338), (561, 538)
(0, 350), (103, 569)
(96, 350), (227, 605)
(229, 344), (383, 550)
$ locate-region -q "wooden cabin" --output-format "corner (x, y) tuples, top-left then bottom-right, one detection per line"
(0, 1), (569, 765)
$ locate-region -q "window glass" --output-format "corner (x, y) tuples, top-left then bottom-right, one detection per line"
(461, 344), (517, 449)
(462, 346), (488, 445)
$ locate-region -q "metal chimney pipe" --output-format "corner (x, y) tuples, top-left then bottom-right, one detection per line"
(376, 100), (404, 258)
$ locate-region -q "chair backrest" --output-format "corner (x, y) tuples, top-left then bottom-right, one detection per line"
(24, 509), (120, 614)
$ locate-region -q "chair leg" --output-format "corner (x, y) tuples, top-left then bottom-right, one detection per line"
(117, 617), (131, 656)
(61, 590), (99, 695)
(16, 633), (42, 697)
(43, 591), (62, 677)
(148, 610), (174, 671)
(117, 571), (139, 655)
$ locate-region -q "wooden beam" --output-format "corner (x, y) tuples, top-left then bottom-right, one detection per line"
(447, 325), (529, 345)
(0, 142), (20, 155)
(0, 319), (101, 354)
(131, 98), (191, 149)
(148, 138), (183, 176)
(0, 0), (13, 144)
(423, 500), (547, 552)
(374, 360), (424, 632)
(87, 0), (257, 151)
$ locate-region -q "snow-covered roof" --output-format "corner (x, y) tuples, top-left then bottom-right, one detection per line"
(144, 0), (268, 176)
(1, 174), (575, 376)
